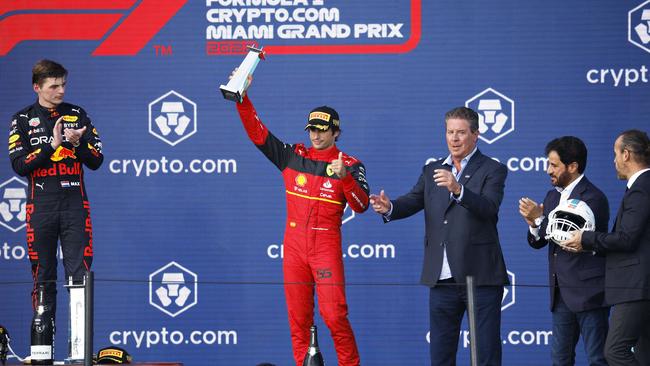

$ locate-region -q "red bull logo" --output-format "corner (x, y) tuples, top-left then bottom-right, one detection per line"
(87, 143), (101, 158)
(24, 149), (42, 164)
(50, 146), (77, 161)
(32, 162), (81, 177)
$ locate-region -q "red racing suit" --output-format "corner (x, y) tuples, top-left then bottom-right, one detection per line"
(237, 96), (369, 366)
(8, 101), (103, 317)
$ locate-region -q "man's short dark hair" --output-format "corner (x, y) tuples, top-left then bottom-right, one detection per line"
(444, 107), (479, 133)
(545, 136), (588, 174)
(32, 59), (68, 86)
(618, 129), (650, 166)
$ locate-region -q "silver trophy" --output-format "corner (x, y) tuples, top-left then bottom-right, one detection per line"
(65, 276), (86, 363)
(220, 46), (265, 102)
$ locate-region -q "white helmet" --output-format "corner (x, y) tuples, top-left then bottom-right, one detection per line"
(545, 199), (595, 245)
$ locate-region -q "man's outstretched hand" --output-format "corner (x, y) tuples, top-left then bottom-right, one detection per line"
(369, 190), (391, 214)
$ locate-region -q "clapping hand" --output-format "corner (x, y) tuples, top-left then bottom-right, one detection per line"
(64, 126), (86, 147)
(519, 197), (543, 227)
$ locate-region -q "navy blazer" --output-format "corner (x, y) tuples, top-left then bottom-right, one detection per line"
(527, 176), (609, 312)
(387, 150), (509, 287)
(582, 170), (650, 305)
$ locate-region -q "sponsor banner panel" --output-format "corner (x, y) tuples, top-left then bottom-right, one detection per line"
(1, 1), (649, 365)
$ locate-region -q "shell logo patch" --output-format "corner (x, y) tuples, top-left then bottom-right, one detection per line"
(295, 174), (308, 187)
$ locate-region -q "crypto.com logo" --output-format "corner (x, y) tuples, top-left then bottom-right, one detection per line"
(0, 177), (28, 232)
(149, 91), (197, 146)
(342, 204), (355, 225)
(629, 1), (650, 53)
(149, 261), (198, 317)
(465, 88), (515, 145)
(502, 270), (516, 311)
(0, 0), (187, 56)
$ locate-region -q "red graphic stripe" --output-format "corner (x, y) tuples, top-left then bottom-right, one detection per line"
(0, 0), (136, 17)
(0, 14), (122, 56)
(265, 0), (421, 55)
(93, 0), (187, 56)
(31, 264), (39, 310)
(79, 163), (84, 197)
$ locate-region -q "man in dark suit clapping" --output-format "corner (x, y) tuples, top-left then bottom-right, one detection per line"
(519, 136), (609, 365)
(564, 129), (650, 365)
(370, 107), (508, 366)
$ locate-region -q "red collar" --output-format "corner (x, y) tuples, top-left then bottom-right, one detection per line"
(307, 144), (339, 161)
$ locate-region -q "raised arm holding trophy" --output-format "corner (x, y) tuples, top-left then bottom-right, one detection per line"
(220, 46), (264, 102)
(223, 50), (369, 366)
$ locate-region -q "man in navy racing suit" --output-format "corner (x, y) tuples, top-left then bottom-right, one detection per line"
(8, 60), (103, 352)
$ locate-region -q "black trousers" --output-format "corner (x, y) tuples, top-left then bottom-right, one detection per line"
(27, 194), (93, 316)
(604, 300), (650, 366)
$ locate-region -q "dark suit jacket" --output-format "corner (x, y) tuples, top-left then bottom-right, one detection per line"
(527, 176), (609, 312)
(387, 150), (509, 287)
(582, 170), (650, 305)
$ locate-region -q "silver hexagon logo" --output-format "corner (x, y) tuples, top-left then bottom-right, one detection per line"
(465, 88), (515, 145)
(148, 91), (197, 146)
(342, 203), (355, 225)
(501, 270), (516, 311)
(629, 1), (650, 53)
(0, 177), (28, 232)
(149, 261), (198, 317)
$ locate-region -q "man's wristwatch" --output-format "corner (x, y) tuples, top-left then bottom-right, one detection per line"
(532, 216), (544, 228)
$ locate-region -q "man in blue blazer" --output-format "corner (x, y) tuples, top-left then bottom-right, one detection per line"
(519, 136), (609, 365)
(564, 130), (650, 366)
(370, 107), (508, 366)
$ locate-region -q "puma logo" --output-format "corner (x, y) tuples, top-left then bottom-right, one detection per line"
(71, 108), (80, 113)
(19, 114), (28, 118)
(35, 183), (44, 190)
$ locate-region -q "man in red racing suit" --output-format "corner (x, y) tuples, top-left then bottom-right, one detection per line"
(8, 60), (103, 352)
(236, 93), (369, 366)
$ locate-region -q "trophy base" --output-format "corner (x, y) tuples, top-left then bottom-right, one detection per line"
(219, 85), (242, 103)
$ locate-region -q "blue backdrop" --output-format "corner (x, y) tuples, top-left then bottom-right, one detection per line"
(1, 0), (650, 364)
